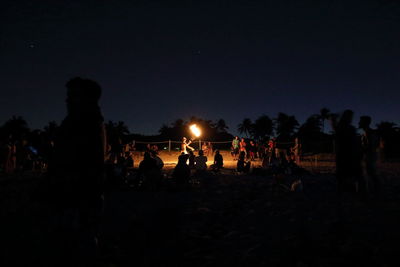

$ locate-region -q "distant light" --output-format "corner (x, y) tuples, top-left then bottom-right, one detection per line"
(190, 124), (201, 137)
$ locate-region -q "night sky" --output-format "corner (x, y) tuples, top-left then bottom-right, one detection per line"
(1, 0), (399, 135)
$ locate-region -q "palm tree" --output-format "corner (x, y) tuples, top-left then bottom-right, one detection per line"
(320, 107), (330, 133)
(275, 113), (299, 140)
(105, 120), (130, 145)
(115, 121), (130, 135)
(215, 119), (229, 133)
(297, 114), (324, 153)
(172, 119), (184, 128)
(1, 115), (30, 140)
(159, 124), (171, 137)
(237, 118), (253, 137)
(298, 115), (322, 134)
(253, 115), (273, 140)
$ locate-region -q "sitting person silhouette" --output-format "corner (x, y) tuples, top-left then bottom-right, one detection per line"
(173, 153), (190, 185)
(139, 151), (161, 190)
(150, 150), (164, 170)
(194, 150), (208, 173)
(211, 150), (223, 171)
(188, 150), (195, 169)
(237, 151), (250, 173)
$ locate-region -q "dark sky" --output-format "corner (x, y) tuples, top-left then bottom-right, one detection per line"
(1, 0), (399, 135)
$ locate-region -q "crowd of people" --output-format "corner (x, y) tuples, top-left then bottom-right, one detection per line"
(0, 134), (55, 174)
(0, 78), (381, 266)
(230, 136), (301, 173)
(230, 112), (381, 197)
(0, 77), (384, 266)
(231, 136), (300, 163)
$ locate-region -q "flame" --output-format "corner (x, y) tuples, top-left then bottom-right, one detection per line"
(190, 124), (201, 137)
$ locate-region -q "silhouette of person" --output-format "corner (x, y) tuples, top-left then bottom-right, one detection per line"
(173, 153), (190, 185)
(194, 150), (208, 172)
(150, 150), (164, 170)
(181, 137), (194, 154)
(237, 151), (250, 173)
(139, 151), (161, 190)
(239, 138), (247, 155)
(232, 136), (240, 160)
(188, 150), (195, 169)
(267, 138), (276, 164)
(249, 140), (256, 161)
(4, 136), (16, 174)
(332, 110), (363, 194)
(49, 77), (106, 263)
(202, 142), (209, 157)
(212, 150), (223, 171)
(208, 142), (213, 157)
(359, 116), (380, 195)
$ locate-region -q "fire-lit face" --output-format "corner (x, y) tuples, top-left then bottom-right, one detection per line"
(190, 124), (201, 138)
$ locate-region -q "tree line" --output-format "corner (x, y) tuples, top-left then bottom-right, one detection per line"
(1, 107), (400, 158)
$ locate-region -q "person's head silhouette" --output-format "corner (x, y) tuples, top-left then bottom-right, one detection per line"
(339, 109), (354, 126)
(65, 77), (102, 115)
(143, 151), (151, 160)
(178, 154), (189, 163)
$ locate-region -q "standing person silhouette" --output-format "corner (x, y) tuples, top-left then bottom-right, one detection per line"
(207, 142), (213, 157)
(232, 136), (240, 160)
(239, 138), (247, 157)
(332, 110), (363, 195)
(359, 116), (380, 195)
(49, 77), (106, 264)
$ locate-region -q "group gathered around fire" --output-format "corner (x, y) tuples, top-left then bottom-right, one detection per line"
(1, 112), (380, 197)
(0, 78), (383, 264)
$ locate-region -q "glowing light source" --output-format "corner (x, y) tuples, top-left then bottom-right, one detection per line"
(190, 124), (201, 138)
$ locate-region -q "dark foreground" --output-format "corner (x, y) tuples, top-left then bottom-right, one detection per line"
(1, 164), (400, 267)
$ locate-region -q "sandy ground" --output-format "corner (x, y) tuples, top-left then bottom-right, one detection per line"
(1, 160), (400, 266)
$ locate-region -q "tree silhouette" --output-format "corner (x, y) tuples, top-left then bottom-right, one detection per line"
(320, 107), (330, 133)
(43, 121), (58, 141)
(297, 115), (324, 153)
(253, 115), (273, 141)
(158, 124), (172, 138)
(275, 113), (299, 141)
(299, 115), (322, 134)
(115, 121), (130, 135)
(105, 120), (130, 145)
(215, 119), (229, 133)
(1, 115), (30, 140)
(172, 119), (184, 128)
(238, 118), (253, 138)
